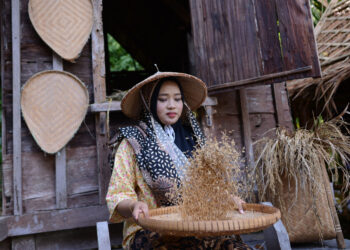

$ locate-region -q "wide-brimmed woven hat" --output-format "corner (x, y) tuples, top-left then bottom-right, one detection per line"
(121, 71), (208, 119)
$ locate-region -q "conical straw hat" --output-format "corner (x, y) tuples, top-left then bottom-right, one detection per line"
(28, 0), (93, 62)
(21, 70), (89, 154)
(121, 71), (208, 120)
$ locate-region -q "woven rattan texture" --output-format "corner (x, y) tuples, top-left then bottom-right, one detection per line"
(21, 71), (89, 154)
(278, 176), (336, 243)
(28, 0), (93, 61)
(137, 204), (281, 237)
(316, 0), (350, 63)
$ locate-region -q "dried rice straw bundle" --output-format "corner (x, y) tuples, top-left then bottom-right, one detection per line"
(173, 134), (247, 221)
(254, 115), (350, 241)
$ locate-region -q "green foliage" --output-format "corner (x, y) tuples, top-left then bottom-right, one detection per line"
(310, 0), (332, 26)
(107, 34), (144, 72)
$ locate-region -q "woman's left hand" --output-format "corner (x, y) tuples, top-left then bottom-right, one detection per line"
(232, 196), (245, 214)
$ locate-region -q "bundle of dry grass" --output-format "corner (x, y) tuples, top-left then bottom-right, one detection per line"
(170, 134), (247, 221)
(254, 115), (350, 205)
(254, 115), (350, 240)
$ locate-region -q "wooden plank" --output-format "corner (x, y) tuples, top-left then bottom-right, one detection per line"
(276, 0), (321, 77)
(92, 0), (109, 205)
(239, 89), (254, 168)
(89, 97), (218, 113)
(2, 146), (99, 213)
(226, 0), (262, 82)
(208, 66), (312, 94)
(0, 217), (8, 241)
(97, 221), (111, 250)
(52, 51), (67, 209)
(12, 236), (35, 250)
(254, 0), (283, 75)
(189, 0), (211, 84)
(272, 83), (287, 128)
(55, 148), (67, 209)
(7, 205), (110, 236)
(1, 0), (7, 215)
(12, 0), (22, 216)
(202, 0), (235, 84)
(89, 101), (121, 113)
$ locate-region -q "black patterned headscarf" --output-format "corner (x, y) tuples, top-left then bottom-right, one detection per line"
(116, 78), (205, 206)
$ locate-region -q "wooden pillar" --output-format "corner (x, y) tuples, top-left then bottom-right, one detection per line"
(92, 0), (109, 204)
(11, 0), (22, 216)
(53, 52), (68, 209)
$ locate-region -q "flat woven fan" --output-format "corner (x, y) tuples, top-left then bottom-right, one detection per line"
(21, 70), (89, 154)
(137, 204), (281, 237)
(28, 0), (93, 62)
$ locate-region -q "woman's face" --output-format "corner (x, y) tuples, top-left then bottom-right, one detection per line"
(156, 80), (183, 125)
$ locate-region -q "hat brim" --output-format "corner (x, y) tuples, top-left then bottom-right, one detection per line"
(121, 72), (208, 120)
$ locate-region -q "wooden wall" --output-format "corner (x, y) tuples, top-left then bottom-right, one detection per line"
(1, 0), (99, 216)
(188, 0), (297, 173)
(0, 0), (125, 246)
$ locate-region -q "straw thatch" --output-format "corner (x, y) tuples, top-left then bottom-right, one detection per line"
(288, 0), (350, 126)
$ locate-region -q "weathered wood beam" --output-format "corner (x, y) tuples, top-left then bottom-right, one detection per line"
(0, 217), (8, 241)
(53, 52), (68, 209)
(208, 66), (312, 94)
(89, 101), (121, 113)
(1, 0), (8, 215)
(239, 89), (254, 201)
(239, 89), (254, 168)
(272, 83), (286, 128)
(92, 0), (110, 205)
(12, 0), (22, 216)
(89, 97), (218, 113)
(6, 205), (109, 237)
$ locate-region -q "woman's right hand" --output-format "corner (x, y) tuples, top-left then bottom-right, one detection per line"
(131, 201), (149, 221)
(116, 199), (149, 221)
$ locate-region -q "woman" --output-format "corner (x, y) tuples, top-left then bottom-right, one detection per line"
(106, 71), (250, 249)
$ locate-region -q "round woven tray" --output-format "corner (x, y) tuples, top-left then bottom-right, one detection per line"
(137, 204), (281, 237)
(28, 0), (93, 62)
(21, 70), (89, 154)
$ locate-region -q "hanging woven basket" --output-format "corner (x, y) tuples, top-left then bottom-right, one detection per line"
(21, 70), (89, 154)
(137, 204), (281, 237)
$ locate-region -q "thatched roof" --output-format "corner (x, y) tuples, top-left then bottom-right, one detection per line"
(287, 0), (350, 125)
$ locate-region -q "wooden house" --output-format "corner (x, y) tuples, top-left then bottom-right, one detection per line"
(0, 0), (320, 249)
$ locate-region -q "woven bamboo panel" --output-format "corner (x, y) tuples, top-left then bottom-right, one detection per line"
(137, 204), (281, 237)
(278, 175), (336, 243)
(316, 0), (350, 64)
(28, 0), (93, 62)
(21, 70), (89, 154)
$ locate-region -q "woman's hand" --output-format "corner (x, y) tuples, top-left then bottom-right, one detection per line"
(116, 199), (149, 221)
(232, 196), (245, 214)
(131, 201), (149, 221)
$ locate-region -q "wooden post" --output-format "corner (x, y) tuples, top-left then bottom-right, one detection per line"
(239, 89), (254, 167)
(1, 0), (7, 215)
(239, 89), (255, 201)
(52, 52), (68, 209)
(96, 221), (111, 250)
(92, 0), (109, 204)
(12, 0), (22, 216)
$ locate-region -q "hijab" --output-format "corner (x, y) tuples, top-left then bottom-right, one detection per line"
(150, 77), (196, 157)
